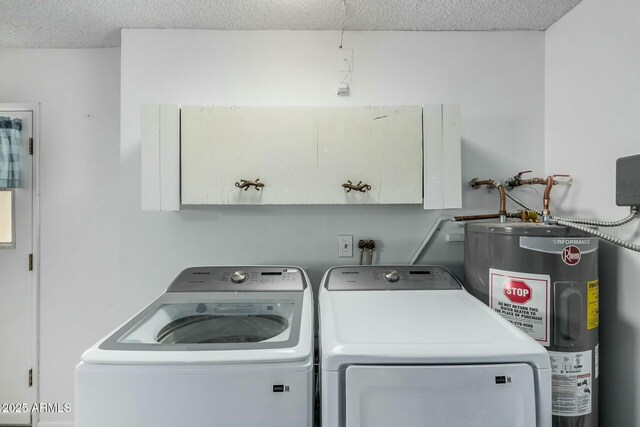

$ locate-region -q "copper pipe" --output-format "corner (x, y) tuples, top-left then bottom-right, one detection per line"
(469, 178), (507, 217)
(454, 212), (522, 222)
(454, 213), (501, 221)
(543, 175), (554, 215)
(470, 179), (496, 188)
(518, 177), (547, 186)
(541, 174), (571, 216)
(506, 172), (570, 220)
(497, 185), (506, 216)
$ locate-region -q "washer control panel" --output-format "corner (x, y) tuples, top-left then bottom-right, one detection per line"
(167, 266), (306, 292)
(325, 265), (462, 291)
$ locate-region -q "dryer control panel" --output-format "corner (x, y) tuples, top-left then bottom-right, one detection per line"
(325, 265), (462, 291)
(167, 266), (307, 292)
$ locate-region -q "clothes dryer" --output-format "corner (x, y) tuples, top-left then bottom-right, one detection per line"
(319, 265), (550, 427)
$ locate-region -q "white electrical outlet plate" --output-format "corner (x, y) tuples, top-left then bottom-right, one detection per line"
(338, 235), (354, 257)
(337, 48), (354, 72)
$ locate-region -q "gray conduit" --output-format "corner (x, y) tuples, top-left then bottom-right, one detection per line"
(553, 206), (639, 227)
(410, 216), (452, 265)
(553, 219), (640, 252)
(506, 192), (640, 228)
(505, 191), (543, 215)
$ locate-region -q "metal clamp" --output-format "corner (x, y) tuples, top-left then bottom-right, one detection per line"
(235, 179), (265, 191)
(342, 180), (371, 193)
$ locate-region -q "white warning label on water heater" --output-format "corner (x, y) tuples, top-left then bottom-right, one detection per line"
(549, 350), (592, 416)
(489, 268), (550, 346)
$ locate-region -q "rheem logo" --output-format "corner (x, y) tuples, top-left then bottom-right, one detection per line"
(504, 280), (532, 304)
(562, 245), (581, 266)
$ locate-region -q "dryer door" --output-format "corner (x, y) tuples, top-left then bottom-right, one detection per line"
(345, 363), (536, 427)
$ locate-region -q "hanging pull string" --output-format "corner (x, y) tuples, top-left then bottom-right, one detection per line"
(338, 0), (348, 48)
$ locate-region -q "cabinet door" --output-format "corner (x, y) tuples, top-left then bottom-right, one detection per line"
(181, 107), (318, 205)
(316, 106), (423, 204)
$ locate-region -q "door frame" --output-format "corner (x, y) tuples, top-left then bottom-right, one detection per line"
(0, 103), (40, 426)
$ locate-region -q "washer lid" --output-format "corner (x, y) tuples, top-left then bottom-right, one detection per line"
(100, 291), (302, 351)
(82, 289), (313, 365)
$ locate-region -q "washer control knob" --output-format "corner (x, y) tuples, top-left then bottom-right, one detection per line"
(231, 271), (248, 284)
(383, 271), (400, 283)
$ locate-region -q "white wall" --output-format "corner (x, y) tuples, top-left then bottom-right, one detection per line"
(0, 30), (546, 425)
(0, 49), (120, 426)
(0, 21), (635, 427)
(545, 0), (640, 425)
(120, 29), (546, 318)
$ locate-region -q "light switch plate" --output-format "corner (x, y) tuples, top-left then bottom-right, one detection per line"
(338, 235), (354, 257)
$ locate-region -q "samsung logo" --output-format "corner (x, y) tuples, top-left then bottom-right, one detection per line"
(341, 271), (360, 275)
(553, 239), (590, 245)
(192, 272), (211, 275)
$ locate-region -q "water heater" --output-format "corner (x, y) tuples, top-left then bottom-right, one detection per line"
(465, 222), (598, 427)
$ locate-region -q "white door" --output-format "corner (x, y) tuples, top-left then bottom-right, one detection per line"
(345, 364), (537, 427)
(0, 110), (35, 425)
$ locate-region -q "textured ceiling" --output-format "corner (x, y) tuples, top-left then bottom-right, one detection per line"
(1, 0), (582, 48)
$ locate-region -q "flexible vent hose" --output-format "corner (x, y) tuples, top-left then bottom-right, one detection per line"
(553, 219), (640, 252)
(552, 206), (639, 227)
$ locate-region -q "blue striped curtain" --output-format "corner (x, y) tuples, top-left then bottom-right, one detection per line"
(0, 117), (22, 188)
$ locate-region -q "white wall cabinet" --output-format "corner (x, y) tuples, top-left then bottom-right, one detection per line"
(142, 105), (461, 208)
(181, 106), (424, 205)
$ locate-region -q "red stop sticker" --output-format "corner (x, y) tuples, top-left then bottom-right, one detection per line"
(504, 280), (532, 304)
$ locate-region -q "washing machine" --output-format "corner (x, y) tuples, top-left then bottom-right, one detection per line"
(319, 265), (551, 427)
(76, 266), (314, 427)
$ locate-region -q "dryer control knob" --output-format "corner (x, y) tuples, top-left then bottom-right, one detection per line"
(231, 271), (248, 284)
(383, 271), (400, 283)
